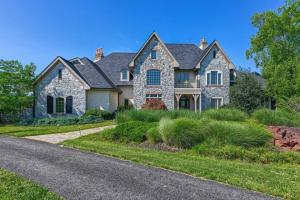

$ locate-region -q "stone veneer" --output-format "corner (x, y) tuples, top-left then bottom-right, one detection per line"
(198, 45), (231, 110)
(35, 62), (86, 118)
(133, 36), (175, 109)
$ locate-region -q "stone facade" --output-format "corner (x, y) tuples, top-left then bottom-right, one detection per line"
(198, 45), (230, 110)
(35, 62), (86, 118)
(133, 36), (175, 109)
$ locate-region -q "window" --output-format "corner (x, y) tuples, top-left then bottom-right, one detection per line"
(206, 70), (222, 85)
(58, 69), (62, 80)
(120, 69), (129, 81)
(175, 72), (189, 84)
(47, 96), (53, 114)
(146, 94), (162, 100)
(151, 50), (157, 59)
(211, 98), (223, 109)
(66, 96), (73, 114)
(146, 69), (160, 85)
(213, 50), (217, 58)
(124, 99), (129, 107)
(56, 97), (64, 113)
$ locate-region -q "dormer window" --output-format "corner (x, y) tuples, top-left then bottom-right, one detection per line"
(151, 50), (157, 59)
(120, 69), (129, 81)
(58, 69), (62, 80)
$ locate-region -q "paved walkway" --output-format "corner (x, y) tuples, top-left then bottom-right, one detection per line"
(24, 125), (115, 144)
(0, 136), (279, 200)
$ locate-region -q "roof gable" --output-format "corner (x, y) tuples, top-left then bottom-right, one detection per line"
(34, 56), (90, 89)
(129, 32), (179, 67)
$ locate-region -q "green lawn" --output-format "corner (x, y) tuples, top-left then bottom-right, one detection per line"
(62, 133), (300, 200)
(0, 169), (61, 200)
(0, 120), (114, 137)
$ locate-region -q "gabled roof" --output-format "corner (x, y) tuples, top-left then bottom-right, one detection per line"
(95, 53), (136, 86)
(34, 56), (90, 89)
(129, 32), (179, 67)
(165, 44), (203, 70)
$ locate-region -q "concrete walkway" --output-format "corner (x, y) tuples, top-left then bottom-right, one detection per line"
(24, 125), (115, 144)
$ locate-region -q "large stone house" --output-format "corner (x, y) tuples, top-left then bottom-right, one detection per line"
(34, 32), (235, 118)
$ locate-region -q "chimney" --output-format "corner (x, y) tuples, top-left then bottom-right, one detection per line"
(199, 37), (208, 50)
(94, 48), (104, 62)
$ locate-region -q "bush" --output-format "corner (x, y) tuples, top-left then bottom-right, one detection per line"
(146, 127), (162, 144)
(32, 115), (103, 126)
(159, 118), (207, 148)
(112, 121), (157, 143)
(202, 108), (248, 122)
(101, 128), (117, 141)
(84, 109), (114, 120)
(252, 108), (300, 127)
(141, 99), (167, 110)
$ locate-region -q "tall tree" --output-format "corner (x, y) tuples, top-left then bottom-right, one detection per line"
(246, 0), (300, 99)
(0, 60), (36, 119)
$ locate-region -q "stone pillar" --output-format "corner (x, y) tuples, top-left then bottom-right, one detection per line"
(192, 94), (199, 112)
(175, 94), (182, 110)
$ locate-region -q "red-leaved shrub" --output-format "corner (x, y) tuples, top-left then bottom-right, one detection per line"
(141, 99), (167, 110)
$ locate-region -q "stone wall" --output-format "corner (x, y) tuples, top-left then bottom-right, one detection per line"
(199, 45), (230, 110)
(133, 36), (175, 109)
(35, 62), (86, 118)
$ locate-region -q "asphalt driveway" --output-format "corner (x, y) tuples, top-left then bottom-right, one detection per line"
(0, 136), (279, 200)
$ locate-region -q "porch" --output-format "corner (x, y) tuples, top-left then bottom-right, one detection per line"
(174, 88), (202, 112)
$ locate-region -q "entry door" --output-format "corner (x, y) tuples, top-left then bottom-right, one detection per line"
(179, 96), (190, 109)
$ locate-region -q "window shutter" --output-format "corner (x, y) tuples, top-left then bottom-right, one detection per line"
(66, 96), (73, 114)
(207, 73), (210, 85)
(47, 96), (53, 114)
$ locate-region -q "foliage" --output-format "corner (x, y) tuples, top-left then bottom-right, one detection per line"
(141, 99), (167, 110)
(146, 127), (162, 144)
(117, 105), (134, 112)
(159, 118), (207, 148)
(0, 169), (62, 200)
(84, 109), (114, 120)
(193, 143), (300, 164)
(277, 96), (300, 112)
(246, 0), (300, 99)
(0, 60), (36, 120)
(116, 109), (202, 123)
(229, 72), (265, 113)
(110, 121), (157, 143)
(202, 108), (248, 121)
(24, 116), (104, 126)
(252, 108), (300, 127)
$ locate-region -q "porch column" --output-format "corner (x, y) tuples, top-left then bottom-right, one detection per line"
(192, 94), (199, 112)
(175, 94), (182, 110)
(199, 93), (202, 112)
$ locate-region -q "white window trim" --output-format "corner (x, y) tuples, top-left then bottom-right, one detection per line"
(211, 97), (223, 109)
(120, 70), (129, 81)
(205, 70), (223, 86)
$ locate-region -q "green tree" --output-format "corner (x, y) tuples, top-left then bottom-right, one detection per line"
(246, 0), (300, 99)
(0, 60), (36, 120)
(229, 72), (265, 113)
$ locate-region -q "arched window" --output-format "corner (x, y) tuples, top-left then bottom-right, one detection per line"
(66, 96), (73, 114)
(146, 69), (161, 85)
(56, 97), (64, 113)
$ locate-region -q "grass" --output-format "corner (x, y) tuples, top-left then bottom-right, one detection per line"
(0, 169), (61, 200)
(0, 120), (114, 137)
(62, 134), (300, 200)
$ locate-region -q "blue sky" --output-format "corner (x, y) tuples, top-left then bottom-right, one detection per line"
(0, 0), (283, 73)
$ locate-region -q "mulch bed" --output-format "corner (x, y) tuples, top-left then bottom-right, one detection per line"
(268, 126), (300, 151)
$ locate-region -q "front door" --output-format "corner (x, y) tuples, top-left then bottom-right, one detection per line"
(179, 96), (190, 109)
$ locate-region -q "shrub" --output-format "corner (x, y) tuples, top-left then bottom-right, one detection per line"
(252, 108), (300, 127)
(84, 109), (114, 120)
(141, 99), (167, 110)
(159, 118), (207, 148)
(202, 108), (248, 122)
(113, 121), (157, 143)
(101, 128), (117, 141)
(117, 105), (133, 112)
(146, 127), (162, 143)
(32, 115), (103, 126)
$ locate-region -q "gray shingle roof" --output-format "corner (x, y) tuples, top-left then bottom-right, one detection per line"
(95, 53), (136, 86)
(236, 70), (266, 89)
(165, 44), (203, 69)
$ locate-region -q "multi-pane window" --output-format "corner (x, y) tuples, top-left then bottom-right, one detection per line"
(146, 94), (162, 100)
(211, 98), (223, 109)
(58, 69), (62, 80)
(175, 72), (189, 83)
(151, 50), (157, 59)
(120, 69), (128, 81)
(56, 97), (64, 113)
(146, 69), (160, 85)
(207, 70), (222, 85)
